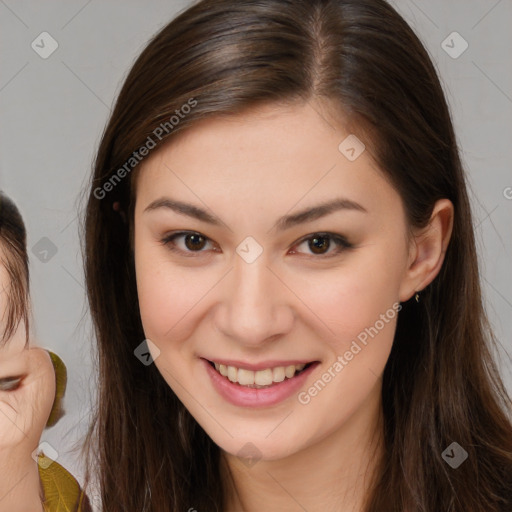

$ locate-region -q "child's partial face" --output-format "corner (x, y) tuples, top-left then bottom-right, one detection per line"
(0, 250), (55, 451)
(133, 102), (414, 461)
(0, 250), (26, 351)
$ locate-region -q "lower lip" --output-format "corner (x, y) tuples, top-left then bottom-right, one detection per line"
(201, 358), (319, 408)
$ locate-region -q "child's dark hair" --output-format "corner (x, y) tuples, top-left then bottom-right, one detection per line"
(0, 191), (30, 345)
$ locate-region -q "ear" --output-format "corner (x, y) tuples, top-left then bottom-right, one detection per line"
(399, 198), (454, 302)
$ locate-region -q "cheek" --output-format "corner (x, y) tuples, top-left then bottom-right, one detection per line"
(290, 246), (404, 357)
(135, 247), (213, 343)
(136, 264), (181, 340)
(30, 351), (56, 441)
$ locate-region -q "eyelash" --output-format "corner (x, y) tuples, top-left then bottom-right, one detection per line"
(159, 231), (353, 259)
(0, 376), (23, 392)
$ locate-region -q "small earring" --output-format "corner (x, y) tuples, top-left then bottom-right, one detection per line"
(415, 292), (420, 303)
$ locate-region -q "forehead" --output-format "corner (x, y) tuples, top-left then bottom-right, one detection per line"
(0, 275), (26, 359)
(133, 101), (402, 228)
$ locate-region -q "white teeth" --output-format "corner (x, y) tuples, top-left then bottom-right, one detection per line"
(254, 368), (273, 386)
(227, 366), (238, 383)
(285, 365), (296, 378)
(273, 366), (285, 382)
(211, 361), (307, 387)
(237, 368), (254, 385)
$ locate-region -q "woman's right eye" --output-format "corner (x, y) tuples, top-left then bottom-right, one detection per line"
(0, 376), (22, 392)
(160, 231), (218, 257)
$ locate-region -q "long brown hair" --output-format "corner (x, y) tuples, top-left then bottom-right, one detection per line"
(81, 0), (512, 510)
(0, 191), (30, 346)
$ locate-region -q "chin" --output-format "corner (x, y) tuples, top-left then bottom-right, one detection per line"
(212, 431), (300, 464)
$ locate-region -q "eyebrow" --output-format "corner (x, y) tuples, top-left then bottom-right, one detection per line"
(143, 197), (367, 232)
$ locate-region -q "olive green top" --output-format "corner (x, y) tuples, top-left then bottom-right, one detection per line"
(38, 453), (91, 512)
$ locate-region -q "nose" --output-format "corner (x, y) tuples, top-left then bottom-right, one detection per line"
(214, 251), (294, 347)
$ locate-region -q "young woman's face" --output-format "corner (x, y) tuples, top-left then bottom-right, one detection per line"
(134, 102), (414, 461)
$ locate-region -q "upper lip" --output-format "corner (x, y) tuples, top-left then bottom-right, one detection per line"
(202, 357), (317, 371)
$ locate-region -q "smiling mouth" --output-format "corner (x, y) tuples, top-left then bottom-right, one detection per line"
(206, 360), (315, 389)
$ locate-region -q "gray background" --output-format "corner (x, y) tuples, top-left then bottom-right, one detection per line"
(1, 0), (511, 495)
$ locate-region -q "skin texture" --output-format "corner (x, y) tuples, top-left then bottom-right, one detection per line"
(133, 102), (453, 512)
(0, 252), (55, 512)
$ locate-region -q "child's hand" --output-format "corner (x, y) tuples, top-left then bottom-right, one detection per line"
(0, 334), (56, 511)
(0, 341), (55, 449)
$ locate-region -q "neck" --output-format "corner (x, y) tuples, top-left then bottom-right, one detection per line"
(0, 451), (44, 512)
(221, 383), (385, 512)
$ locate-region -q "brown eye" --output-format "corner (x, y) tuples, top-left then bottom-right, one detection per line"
(291, 232), (353, 258)
(160, 231), (216, 256)
(308, 234), (331, 254)
(183, 233), (207, 251)
(0, 376), (22, 392)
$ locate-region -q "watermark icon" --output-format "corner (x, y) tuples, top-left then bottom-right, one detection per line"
(31, 236), (58, 263)
(442, 441), (468, 469)
(237, 441), (263, 468)
(93, 98), (198, 200)
(31, 32), (59, 59)
(236, 236), (263, 264)
(31, 441), (59, 469)
(298, 302), (402, 404)
(441, 32), (468, 59)
(134, 339), (161, 366)
(503, 187), (512, 200)
(338, 134), (366, 161)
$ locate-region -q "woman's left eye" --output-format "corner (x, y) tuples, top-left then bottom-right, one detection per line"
(0, 376), (23, 392)
(160, 231), (353, 258)
(290, 232), (353, 258)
